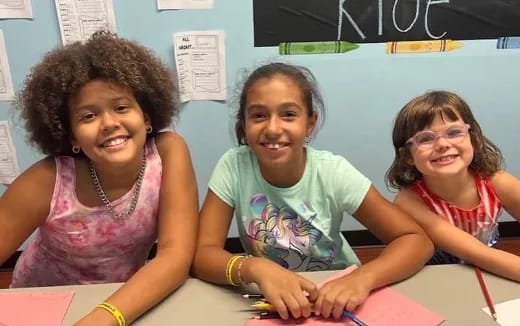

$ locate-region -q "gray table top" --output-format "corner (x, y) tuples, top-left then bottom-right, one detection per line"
(2, 264), (518, 325)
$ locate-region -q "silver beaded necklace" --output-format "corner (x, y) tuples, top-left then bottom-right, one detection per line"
(88, 153), (147, 220)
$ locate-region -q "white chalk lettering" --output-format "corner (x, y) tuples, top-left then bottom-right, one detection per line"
(337, 0), (366, 40)
(378, 0), (383, 35)
(392, 0), (420, 33)
(337, 0), (450, 40)
(425, 0), (449, 39)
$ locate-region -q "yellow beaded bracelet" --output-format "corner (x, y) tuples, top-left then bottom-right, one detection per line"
(236, 255), (251, 285)
(96, 302), (126, 326)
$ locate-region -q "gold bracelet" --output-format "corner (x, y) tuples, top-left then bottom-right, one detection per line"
(96, 302), (126, 326)
(226, 255), (242, 286)
(225, 255), (243, 286)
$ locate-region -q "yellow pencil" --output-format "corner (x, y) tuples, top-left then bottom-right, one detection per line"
(251, 301), (275, 310)
(386, 39), (463, 54)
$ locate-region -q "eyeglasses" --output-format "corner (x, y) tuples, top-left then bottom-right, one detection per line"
(406, 124), (470, 149)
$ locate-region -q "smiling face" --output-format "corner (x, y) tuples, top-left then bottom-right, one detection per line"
(69, 79), (150, 169)
(409, 113), (474, 180)
(244, 74), (317, 181)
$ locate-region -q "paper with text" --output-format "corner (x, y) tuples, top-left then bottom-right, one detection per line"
(0, 121), (19, 184)
(158, 0), (213, 10)
(173, 30), (226, 102)
(55, 0), (116, 45)
(247, 265), (444, 326)
(0, 30), (14, 101)
(483, 298), (520, 326)
(0, 0), (32, 18)
(0, 291), (74, 326)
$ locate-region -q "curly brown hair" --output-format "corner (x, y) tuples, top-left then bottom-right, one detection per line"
(385, 90), (503, 190)
(16, 31), (179, 156)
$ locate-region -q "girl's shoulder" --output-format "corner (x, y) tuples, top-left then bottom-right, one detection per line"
(489, 170), (520, 194)
(1, 157), (56, 223)
(489, 170), (512, 182)
(307, 147), (359, 171)
(17, 156), (57, 186)
(153, 131), (190, 158)
(395, 186), (418, 201)
(307, 147), (339, 162)
(216, 146), (253, 164)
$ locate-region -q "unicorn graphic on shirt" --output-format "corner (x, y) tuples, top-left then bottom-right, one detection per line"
(246, 193), (334, 271)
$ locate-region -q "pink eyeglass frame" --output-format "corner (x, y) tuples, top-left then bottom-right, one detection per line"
(405, 123), (471, 147)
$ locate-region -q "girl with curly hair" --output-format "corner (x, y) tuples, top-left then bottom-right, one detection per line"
(193, 62), (433, 320)
(386, 90), (520, 282)
(0, 32), (198, 325)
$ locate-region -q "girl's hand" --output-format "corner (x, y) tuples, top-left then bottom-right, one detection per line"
(243, 257), (318, 320)
(314, 270), (373, 320)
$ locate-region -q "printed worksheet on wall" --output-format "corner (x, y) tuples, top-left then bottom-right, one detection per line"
(173, 31), (226, 102)
(158, 0), (213, 10)
(0, 121), (20, 184)
(0, 30), (14, 102)
(0, 0), (32, 18)
(54, 0), (116, 45)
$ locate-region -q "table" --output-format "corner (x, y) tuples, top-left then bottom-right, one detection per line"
(1, 264), (518, 325)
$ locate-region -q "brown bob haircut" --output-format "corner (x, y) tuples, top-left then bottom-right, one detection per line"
(385, 90), (503, 190)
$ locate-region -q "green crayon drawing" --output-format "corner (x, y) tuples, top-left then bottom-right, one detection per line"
(279, 41), (359, 55)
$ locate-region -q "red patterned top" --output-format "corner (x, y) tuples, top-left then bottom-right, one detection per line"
(411, 174), (502, 264)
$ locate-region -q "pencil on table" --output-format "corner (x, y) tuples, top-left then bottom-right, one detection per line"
(474, 267), (497, 321)
(343, 311), (369, 326)
(243, 294), (264, 299)
(250, 302), (370, 325)
(250, 311), (279, 320)
(250, 301), (275, 310)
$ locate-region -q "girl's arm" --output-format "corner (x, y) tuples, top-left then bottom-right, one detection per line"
(491, 170), (520, 222)
(315, 186), (433, 319)
(192, 189), (317, 320)
(395, 187), (520, 282)
(77, 132), (199, 326)
(0, 158), (55, 265)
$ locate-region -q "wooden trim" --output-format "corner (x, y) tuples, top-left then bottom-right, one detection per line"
(2, 221), (519, 270)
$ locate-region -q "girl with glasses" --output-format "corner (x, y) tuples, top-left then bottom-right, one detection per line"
(386, 90), (520, 282)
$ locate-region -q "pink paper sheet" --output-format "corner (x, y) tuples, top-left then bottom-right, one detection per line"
(246, 266), (444, 326)
(0, 291), (74, 326)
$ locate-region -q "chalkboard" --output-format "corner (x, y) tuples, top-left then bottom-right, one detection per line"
(253, 0), (520, 46)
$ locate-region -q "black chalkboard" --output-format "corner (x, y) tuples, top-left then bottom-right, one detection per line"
(253, 0), (520, 46)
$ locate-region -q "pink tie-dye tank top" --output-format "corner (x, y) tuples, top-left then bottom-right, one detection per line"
(11, 139), (161, 287)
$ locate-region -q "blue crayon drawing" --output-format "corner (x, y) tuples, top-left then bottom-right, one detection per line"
(497, 36), (520, 49)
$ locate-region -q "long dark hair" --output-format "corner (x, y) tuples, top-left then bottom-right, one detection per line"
(234, 62), (325, 145)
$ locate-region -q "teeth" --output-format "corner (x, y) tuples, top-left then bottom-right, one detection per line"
(267, 143), (280, 149)
(104, 137), (127, 147)
(435, 155), (456, 162)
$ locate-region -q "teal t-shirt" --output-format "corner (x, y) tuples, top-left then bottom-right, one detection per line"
(209, 146), (371, 271)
